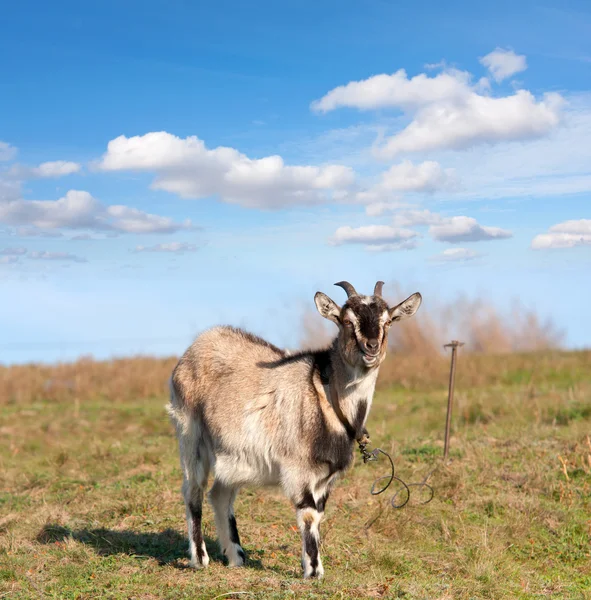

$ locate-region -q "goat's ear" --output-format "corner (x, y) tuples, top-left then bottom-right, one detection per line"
(389, 292), (422, 322)
(314, 292), (341, 324)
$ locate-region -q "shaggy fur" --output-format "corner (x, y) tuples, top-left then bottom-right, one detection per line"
(167, 281), (421, 578)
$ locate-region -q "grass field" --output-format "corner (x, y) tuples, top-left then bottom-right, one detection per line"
(1, 350), (590, 599)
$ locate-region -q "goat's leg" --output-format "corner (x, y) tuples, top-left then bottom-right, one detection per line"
(209, 479), (245, 567)
(183, 481), (209, 568)
(177, 420), (210, 568)
(295, 489), (330, 579)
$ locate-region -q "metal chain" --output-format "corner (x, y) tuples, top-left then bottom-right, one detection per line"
(358, 439), (436, 509)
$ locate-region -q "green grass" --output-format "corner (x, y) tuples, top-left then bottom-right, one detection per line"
(1, 353), (591, 599)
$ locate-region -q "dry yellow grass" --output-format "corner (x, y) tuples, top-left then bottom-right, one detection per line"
(1, 346), (590, 599)
(3, 349), (588, 407)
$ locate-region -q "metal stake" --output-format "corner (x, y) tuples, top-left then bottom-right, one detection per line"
(443, 340), (464, 462)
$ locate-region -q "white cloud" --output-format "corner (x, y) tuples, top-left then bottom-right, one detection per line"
(311, 68), (472, 113)
(330, 225), (418, 251)
(386, 209), (509, 244)
(549, 219), (591, 235)
(1, 247), (27, 256)
(134, 242), (198, 253)
(310, 69), (470, 112)
(348, 160), (457, 206)
(0, 179), (21, 203)
(97, 132), (356, 209)
(531, 219), (591, 249)
(105, 205), (193, 234)
(365, 200), (409, 216)
(311, 58), (563, 158)
(10, 160), (81, 179)
(364, 240), (419, 252)
(0, 142), (17, 162)
(28, 251), (87, 263)
(480, 48), (527, 83)
(377, 160), (457, 193)
(290, 94), (591, 202)
(430, 247), (481, 262)
(334, 210), (510, 251)
(429, 216), (512, 243)
(431, 94), (591, 200)
(392, 208), (445, 227)
(0, 190), (193, 234)
(377, 90), (562, 158)
(531, 232), (591, 249)
(15, 227), (64, 238)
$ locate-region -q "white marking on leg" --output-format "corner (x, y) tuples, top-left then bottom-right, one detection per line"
(297, 507), (324, 579)
(175, 410), (210, 569)
(209, 479), (245, 567)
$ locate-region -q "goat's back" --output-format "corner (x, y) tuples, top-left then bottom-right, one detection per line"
(171, 326), (325, 457)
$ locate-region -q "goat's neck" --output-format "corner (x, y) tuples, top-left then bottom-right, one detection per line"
(328, 341), (379, 433)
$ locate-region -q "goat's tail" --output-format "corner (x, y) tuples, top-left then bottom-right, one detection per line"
(166, 375), (193, 437)
(167, 373), (211, 488)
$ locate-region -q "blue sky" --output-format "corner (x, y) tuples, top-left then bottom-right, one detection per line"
(1, 0), (590, 364)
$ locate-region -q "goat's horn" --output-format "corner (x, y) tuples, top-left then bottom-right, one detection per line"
(334, 281), (358, 298)
(374, 281), (385, 297)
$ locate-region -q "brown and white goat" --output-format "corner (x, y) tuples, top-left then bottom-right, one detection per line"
(167, 281), (422, 578)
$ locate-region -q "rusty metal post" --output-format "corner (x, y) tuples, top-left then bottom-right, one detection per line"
(443, 340), (464, 462)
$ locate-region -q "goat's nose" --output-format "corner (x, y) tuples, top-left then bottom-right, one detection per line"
(366, 339), (379, 353)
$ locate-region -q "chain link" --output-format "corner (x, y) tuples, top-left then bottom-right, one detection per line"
(357, 439), (436, 509)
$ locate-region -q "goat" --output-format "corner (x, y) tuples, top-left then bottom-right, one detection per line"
(167, 281), (422, 578)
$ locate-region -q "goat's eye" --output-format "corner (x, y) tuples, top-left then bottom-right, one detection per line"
(342, 318), (351, 327)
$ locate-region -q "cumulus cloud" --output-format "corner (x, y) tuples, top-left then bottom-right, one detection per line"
(27, 251), (87, 262)
(9, 160), (81, 179)
(429, 216), (513, 243)
(547, 219), (591, 235)
(330, 225), (418, 251)
(375, 160), (457, 193)
(0, 142), (17, 162)
(0, 190), (193, 234)
(97, 132), (356, 209)
(392, 208), (445, 227)
(421, 94), (591, 200)
(531, 219), (591, 249)
(334, 210), (509, 251)
(387, 209), (511, 244)
(430, 247), (481, 262)
(377, 91), (562, 158)
(348, 160), (457, 206)
(480, 48), (527, 83)
(134, 242), (198, 253)
(311, 68), (472, 113)
(311, 57), (563, 158)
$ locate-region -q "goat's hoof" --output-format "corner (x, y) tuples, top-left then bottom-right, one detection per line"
(190, 556), (210, 569)
(190, 542), (210, 568)
(226, 545), (246, 567)
(303, 564), (324, 579)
